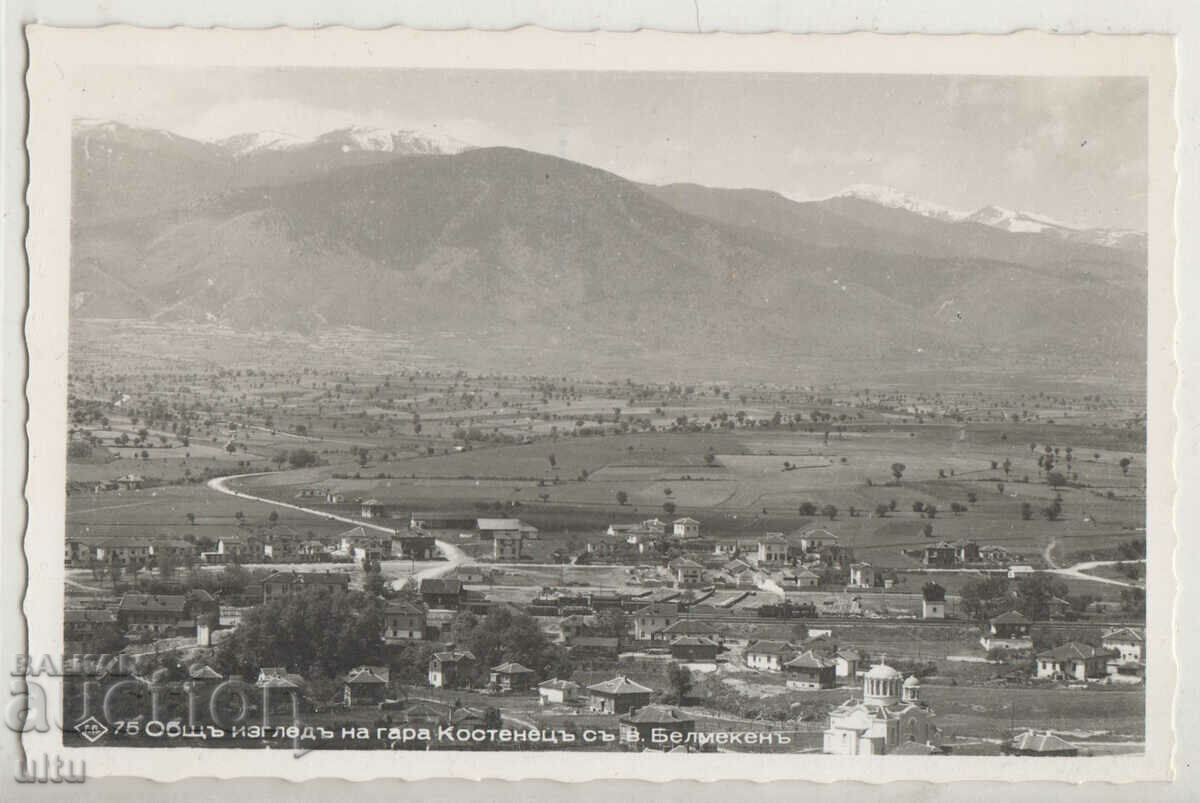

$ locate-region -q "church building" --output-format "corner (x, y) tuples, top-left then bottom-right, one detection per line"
(822, 662), (941, 755)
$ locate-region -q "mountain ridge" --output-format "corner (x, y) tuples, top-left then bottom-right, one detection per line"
(69, 123), (1147, 383)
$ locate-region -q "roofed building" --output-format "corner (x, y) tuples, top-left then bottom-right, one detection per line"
(587, 675), (654, 714)
(823, 666), (940, 755)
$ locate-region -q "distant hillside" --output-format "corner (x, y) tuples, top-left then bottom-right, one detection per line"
(70, 122), (1147, 384)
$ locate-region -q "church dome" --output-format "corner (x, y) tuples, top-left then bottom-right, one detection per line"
(866, 663), (902, 681)
(904, 675), (921, 687)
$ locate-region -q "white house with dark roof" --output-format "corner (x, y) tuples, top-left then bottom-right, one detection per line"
(672, 517), (700, 539)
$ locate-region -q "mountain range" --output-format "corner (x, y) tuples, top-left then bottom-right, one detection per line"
(69, 120), (1147, 384)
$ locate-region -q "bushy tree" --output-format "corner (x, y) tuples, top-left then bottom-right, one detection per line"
(217, 588), (385, 678)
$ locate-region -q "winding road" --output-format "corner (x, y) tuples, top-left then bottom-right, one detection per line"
(205, 471), (468, 588)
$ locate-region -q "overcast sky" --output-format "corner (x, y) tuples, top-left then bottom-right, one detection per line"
(73, 68), (1147, 230)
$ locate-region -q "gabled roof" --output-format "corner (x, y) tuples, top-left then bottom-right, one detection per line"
(1010, 731), (1077, 753)
(1037, 642), (1116, 661)
(621, 704), (694, 725)
(256, 667), (305, 688)
(633, 602), (680, 617)
(491, 661), (534, 674)
(991, 610), (1031, 624)
(538, 678), (581, 691)
(117, 593), (187, 614)
(670, 635), (719, 647)
(420, 578), (464, 595)
(784, 650), (835, 670)
(587, 675), (654, 696)
(64, 609), (117, 624)
(384, 600), (426, 616)
(673, 517), (700, 525)
(670, 557), (704, 570)
(346, 665), (391, 685)
(432, 650), (476, 663)
(746, 640), (794, 656)
(661, 619), (719, 636)
(1102, 627), (1145, 643)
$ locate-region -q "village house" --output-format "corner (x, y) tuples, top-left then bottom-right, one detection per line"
(640, 518), (671, 536)
(669, 557), (705, 587)
(115, 474), (145, 491)
(848, 562), (876, 588)
(659, 618), (721, 643)
(94, 538), (152, 567)
(568, 636), (621, 663)
(217, 533), (263, 561)
(953, 541), (981, 564)
(260, 570), (350, 602)
(670, 635), (720, 662)
(1035, 642), (1115, 681)
(64, 537), (96, 566)
(420, 578), (465, 609)
(672, 517), (701, 539)
(409, 513), (480, 539)
(256, 667), (307, 714)
(428, 650), (476, 689)
(395, 534), (437, 560)
(116, 593), (191, 633)
(537, 678), (582, 706)
(457, 566), (492, 584)
(922, 583), (947, 619)
(922, 542), (957, 569)
(832, 648), (862, 680)
(477, 518), (539, 541)
(587, 674), (654, 714)
(149, 539), (197, 563)
(784, 650), (837, 689)
(980, 610), (1033, 650)
(493, 532), (523, 561)
(489, 661), (535, 692)
(755, 533), (791, 567)
(620, 705), (696, 748)
(338, 526), (393, 562)
(360, 499), (389, 519)
(1102, 627), (1145, 663)
(185, 664), (224, 693)
(382, 600), (426, 643)
(325, 491), (345, 504)
(262, 539), (297, 561)
(632, 602), (680, 640)
(792, 568), (821, 588)
(343, 665), (391, 707)
(797, 528), (838, 554)
(1007, 564), (1036, 579)
(623, 527), (663, 553)
(745, 640), (795, 672)
(823, 666), (940, 755)
(63, 609), (118, 642)
(1046, 595), (1072, 621)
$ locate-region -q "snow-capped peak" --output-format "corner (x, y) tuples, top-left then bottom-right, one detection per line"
(832, 184), (969, 223)
(966, 205), (1084, 233)
(218, 130), (312, 157)
(313, 125), (472, 156)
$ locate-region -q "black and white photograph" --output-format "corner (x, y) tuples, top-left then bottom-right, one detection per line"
(16, 26), (1179, 786)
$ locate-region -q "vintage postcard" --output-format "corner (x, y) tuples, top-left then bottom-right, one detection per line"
(19, 26), (1176, 784)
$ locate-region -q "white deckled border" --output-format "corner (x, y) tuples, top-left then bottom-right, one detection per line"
(22, 25), (1177, 783)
